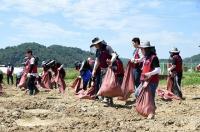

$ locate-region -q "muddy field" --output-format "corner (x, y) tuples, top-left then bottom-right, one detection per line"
(0, 83), (200, 132)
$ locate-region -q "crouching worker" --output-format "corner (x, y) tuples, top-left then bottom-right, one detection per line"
(79, 57), (94, 91)
(136, 41), (161, 119)
(38, 60), (54, 90)
(26, 49), (40, 95)
(51, 61), (66, 94)
(90, 37), (123, 106)
(167, 48), (183, 99)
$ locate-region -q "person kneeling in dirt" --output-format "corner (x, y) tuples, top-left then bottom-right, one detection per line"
(167, 48), (183, 99)
(90, 37), (124, 106)
(26, 49), (40, 95)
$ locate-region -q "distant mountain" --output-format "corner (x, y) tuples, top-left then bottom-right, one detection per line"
(0, 42), (93, 67)
(184, 54), (200, 64)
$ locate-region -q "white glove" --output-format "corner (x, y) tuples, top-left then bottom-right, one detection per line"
(131, 58), (135, 63)
(27, 73), (31, 78)
(167, 68), (171, 72)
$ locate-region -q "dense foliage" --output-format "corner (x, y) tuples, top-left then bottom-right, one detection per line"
(0, 42), (93, 68)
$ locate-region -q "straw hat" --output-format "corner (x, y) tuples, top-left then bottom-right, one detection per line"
(90, 37), (104, 47)
(169, 47), (180, 53)
(139, 41), (155, 48)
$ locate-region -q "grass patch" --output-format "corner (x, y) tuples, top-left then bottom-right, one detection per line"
(159, 71), (200, 87)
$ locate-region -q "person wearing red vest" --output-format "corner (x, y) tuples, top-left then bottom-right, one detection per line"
(131, 38), (144, 96)
(6, 63), (14, 85)
(168, 48), (183, 99)
(138, 41), (161, 119)
(90, 37), (123, 106)
(26, 50), (39, 95)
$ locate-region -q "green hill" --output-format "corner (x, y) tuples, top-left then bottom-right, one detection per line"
(184, 54), (200, 64)
(0, 42), (93, 68)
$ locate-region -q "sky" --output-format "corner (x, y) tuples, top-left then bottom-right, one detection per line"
(0, 0), (200, 59)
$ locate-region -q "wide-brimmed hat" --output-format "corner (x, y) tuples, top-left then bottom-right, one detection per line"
(90, 37), (104, 47)
(139, 41), (155, 48)
(169, 47), (180, 53)
(42, 61), (46, 66)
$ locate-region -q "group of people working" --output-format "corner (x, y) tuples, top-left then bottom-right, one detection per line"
(16, 50), (66, 95)
(74, 37), (183, 119)
(0, 37), (184, 119)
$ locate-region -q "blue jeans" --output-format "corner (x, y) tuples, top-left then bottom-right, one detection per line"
(133, 68), (141, 97)
(133, 68), (141, 88)
(149, 83), (158, 99)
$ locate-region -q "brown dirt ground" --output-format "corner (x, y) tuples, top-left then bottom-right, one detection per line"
(0, 83), (200, 132)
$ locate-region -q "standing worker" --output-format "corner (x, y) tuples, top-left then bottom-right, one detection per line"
(6, 63), (14, 85)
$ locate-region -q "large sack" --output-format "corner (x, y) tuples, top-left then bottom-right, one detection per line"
(55, 71), (66, 94)
(136, 85), (156, 117)
(74, 78), (83, 93)
(167, 76), (173, 92)
(157, 89), (180, 100)
(97, 68), (123, 97)
(71, 77), (81, 89)
(18, 73), (27, 88)
(119, 61), (134, 100)
(77, 85), (96, 100)
(39, 71), (52, 90)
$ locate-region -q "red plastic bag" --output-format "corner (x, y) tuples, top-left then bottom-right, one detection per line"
(74, 78), (82, 93)
(119, 61), (134, 100)
(39, 71), (52, 90)
(157, 89), (180, 100)
(136, 85), (156, 117)
(18, 73), (27, 88)
(167, 76), (173, 92)
(97, 68), (123, 97)
(77, 85), (96, 100)
(55, 71), (66, 94)
(71, 77), (80, 89)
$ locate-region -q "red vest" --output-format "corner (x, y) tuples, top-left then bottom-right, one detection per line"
(133, 49), (142, 69)
(141, 55), (159, 83)
(134, 49), (140, 59)
(28, 58), (38, 73)
(99, 50), (112, 68)
(114, 59), (124, 76)
(173, 55), (182, 73)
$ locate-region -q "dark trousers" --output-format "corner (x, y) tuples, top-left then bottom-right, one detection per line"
(27, 75), (39, 95)
(176, 72), (182, 87)
(173, 72), (183, 98)
(16, 77), (21, 87)
(95, 73), (101, 94)
(133, 68), (141, 88)
(7, 74), (13, 85)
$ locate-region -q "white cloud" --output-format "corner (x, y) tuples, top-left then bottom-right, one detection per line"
(0, 0), (70, 16)
(11, 17), (79, 39)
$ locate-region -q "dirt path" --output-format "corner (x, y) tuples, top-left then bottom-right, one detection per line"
(0, 84), (200, 132)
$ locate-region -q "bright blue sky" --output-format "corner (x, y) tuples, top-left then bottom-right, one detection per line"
(0, 0), (200, 59)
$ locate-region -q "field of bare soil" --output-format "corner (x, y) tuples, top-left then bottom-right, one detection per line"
(0, 83), (200, 132)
